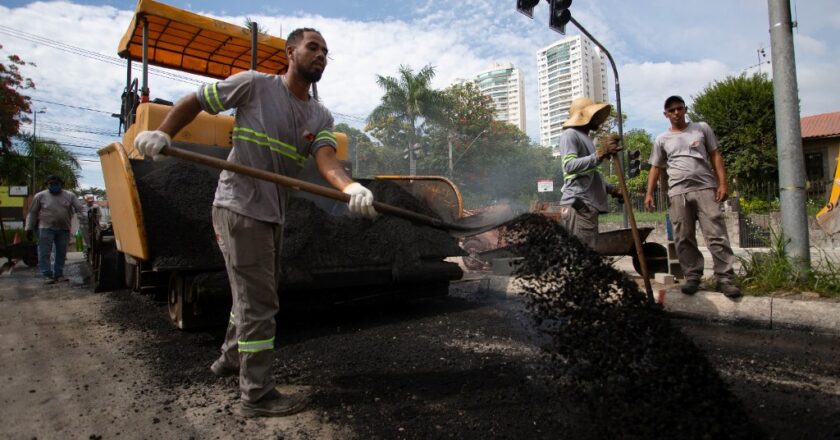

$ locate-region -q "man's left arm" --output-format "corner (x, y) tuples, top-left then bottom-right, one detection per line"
(709, 149), (729, 202)
(313, 147), (377, 218)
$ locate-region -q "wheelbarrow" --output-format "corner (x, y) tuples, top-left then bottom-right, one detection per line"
(475, 227), (668, 277)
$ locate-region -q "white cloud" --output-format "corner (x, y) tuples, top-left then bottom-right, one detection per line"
(2, 0), (839, 189)
(620, 60), (730, 135)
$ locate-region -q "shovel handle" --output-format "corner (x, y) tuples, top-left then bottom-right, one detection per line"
(162, 145), (449, 229)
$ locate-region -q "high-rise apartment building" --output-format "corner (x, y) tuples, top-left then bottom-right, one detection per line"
(536, 35), (609, 152)
(473, 63), (526, 132)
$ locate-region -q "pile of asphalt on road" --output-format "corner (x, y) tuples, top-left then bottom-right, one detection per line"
(505, 214), (764, 440)
(134, 159), (461, 274)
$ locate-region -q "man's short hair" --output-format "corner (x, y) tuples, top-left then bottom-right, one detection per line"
(46, 175), (63, 185)
(663, 95), (685, 109)
(286, 28), (322, 48)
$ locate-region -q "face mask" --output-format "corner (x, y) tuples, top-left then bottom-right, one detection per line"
(48, 183), (61, 194)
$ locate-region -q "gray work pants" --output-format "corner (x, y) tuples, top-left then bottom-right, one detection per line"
(559, 204), (599, 249)
(668, 188), (735, 282)
(212, 206), (283, 403)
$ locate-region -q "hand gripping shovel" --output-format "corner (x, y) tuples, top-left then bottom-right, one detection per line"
(161, 146), (515, 237)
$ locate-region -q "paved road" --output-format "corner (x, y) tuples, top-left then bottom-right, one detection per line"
(1, 253), (838, 439)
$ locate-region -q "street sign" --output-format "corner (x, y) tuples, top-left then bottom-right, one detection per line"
(9, 186), (28, 196)
(537, 179), (554, 192)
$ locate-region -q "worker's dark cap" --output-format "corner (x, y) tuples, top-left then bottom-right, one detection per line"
(45, 175), (63, 184)
(663, 95), (685, 109)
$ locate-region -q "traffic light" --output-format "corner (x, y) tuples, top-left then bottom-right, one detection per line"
(516, 0), (541, 18)
(627, 150), (641, 178)
(549, 0), (572, 34)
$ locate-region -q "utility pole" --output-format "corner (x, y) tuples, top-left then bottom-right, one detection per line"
(768, 0), (810, 273)
(31, 108), (46, 193)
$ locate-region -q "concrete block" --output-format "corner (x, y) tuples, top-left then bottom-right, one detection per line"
(654, 273), (675, 285)
(770, 298), (840, 334)
(659, 289), (772, 327)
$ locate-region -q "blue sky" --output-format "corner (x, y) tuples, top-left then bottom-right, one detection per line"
(1, 0), (838, 190)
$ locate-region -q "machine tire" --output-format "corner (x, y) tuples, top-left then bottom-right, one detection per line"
(93, 238), (125, 292)
(632, 242), (669, 277)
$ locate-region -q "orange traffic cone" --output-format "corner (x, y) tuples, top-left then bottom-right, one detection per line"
(12, 232), (21, 245)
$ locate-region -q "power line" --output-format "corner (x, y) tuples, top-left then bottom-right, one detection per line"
(0, 24), (206, 86)
(31, 98), (114, 115)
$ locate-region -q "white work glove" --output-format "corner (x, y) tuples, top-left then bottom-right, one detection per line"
(134, 130), (171, 161)
(342, 182), (377, 218)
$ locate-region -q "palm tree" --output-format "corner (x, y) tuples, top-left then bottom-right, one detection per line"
(368, 64), (447, 175)
(0, 133), (81, 190)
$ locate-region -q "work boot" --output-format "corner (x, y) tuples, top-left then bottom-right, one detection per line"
(240, 387), (311, 418)
(680, 279), (700, 295)
(44, 277), (57, 285)
(210, 359), (238, 378)
(55, 276), (70, 282)
(717, 281), (742, 299)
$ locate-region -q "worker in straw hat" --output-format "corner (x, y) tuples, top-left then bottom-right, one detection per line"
(556, 96), (623, 248)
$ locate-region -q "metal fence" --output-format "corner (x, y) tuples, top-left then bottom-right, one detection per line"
(600, 179), (831, 248)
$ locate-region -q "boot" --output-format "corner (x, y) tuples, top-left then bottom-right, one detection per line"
(240, 387), (310, 418)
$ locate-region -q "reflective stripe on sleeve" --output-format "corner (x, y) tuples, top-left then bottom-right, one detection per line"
(238, 336), (275, 353)
(203, 83), (224, 113)
(232, 126), (307, 167)
(314, 130), (336, 144)
(228, 312), (235, 325)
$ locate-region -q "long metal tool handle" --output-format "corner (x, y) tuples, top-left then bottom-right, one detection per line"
(162, 145), (454, 230)
(611, 155), (654, 299)
(570, 15), (654, 303)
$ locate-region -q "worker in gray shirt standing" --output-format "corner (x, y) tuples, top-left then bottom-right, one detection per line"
(557, 97), (623, 248)
(25, 175), (85, 284)
(644, 95), (741, 298)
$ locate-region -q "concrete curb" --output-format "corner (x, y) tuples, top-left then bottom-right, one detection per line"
(658, 288), (840, 334)
(480, 275), (840, 336)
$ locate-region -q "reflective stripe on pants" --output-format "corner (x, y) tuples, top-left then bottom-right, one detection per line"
(212, 206), (283, 403)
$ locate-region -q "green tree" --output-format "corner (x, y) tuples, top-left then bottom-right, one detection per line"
(621, 128), (654, 194)
(4, 134), (81, 190)
(0, 44), (35, 154)
(688, 73), (777, 191)
(367, 64), (447, 175)
(335, 122), (402, 178)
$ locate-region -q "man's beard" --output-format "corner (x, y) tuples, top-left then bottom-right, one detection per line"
(298, 64), (323, 83)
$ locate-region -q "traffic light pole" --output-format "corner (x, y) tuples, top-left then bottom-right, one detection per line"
(569, 16), (654, 302)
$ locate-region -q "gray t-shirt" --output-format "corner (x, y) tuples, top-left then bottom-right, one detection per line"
(196, 71), (336, 224)
(26, 189), (85, 231)
(558, 128), (610, 213)
(650, 122), (719, 197)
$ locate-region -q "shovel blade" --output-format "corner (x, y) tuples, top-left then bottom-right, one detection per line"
(449, 204), (517, 238)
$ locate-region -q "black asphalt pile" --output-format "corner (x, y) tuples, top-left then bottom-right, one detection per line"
(133, 160), (461, 274)
(505, 213), (765, 440)
(283, 180), (463, 272)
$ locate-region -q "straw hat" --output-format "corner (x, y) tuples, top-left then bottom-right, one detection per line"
(563, 97), (611, 129)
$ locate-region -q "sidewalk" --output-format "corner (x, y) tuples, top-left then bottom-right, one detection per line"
(476, 245), (840, 335)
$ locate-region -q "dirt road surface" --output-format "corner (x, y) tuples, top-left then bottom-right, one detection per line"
(1, 254), (839, 439)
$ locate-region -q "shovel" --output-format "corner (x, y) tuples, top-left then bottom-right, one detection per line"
(161, 146), (515, 237)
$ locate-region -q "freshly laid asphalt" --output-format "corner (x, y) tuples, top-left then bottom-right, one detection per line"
(482, 245), (840, 335)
